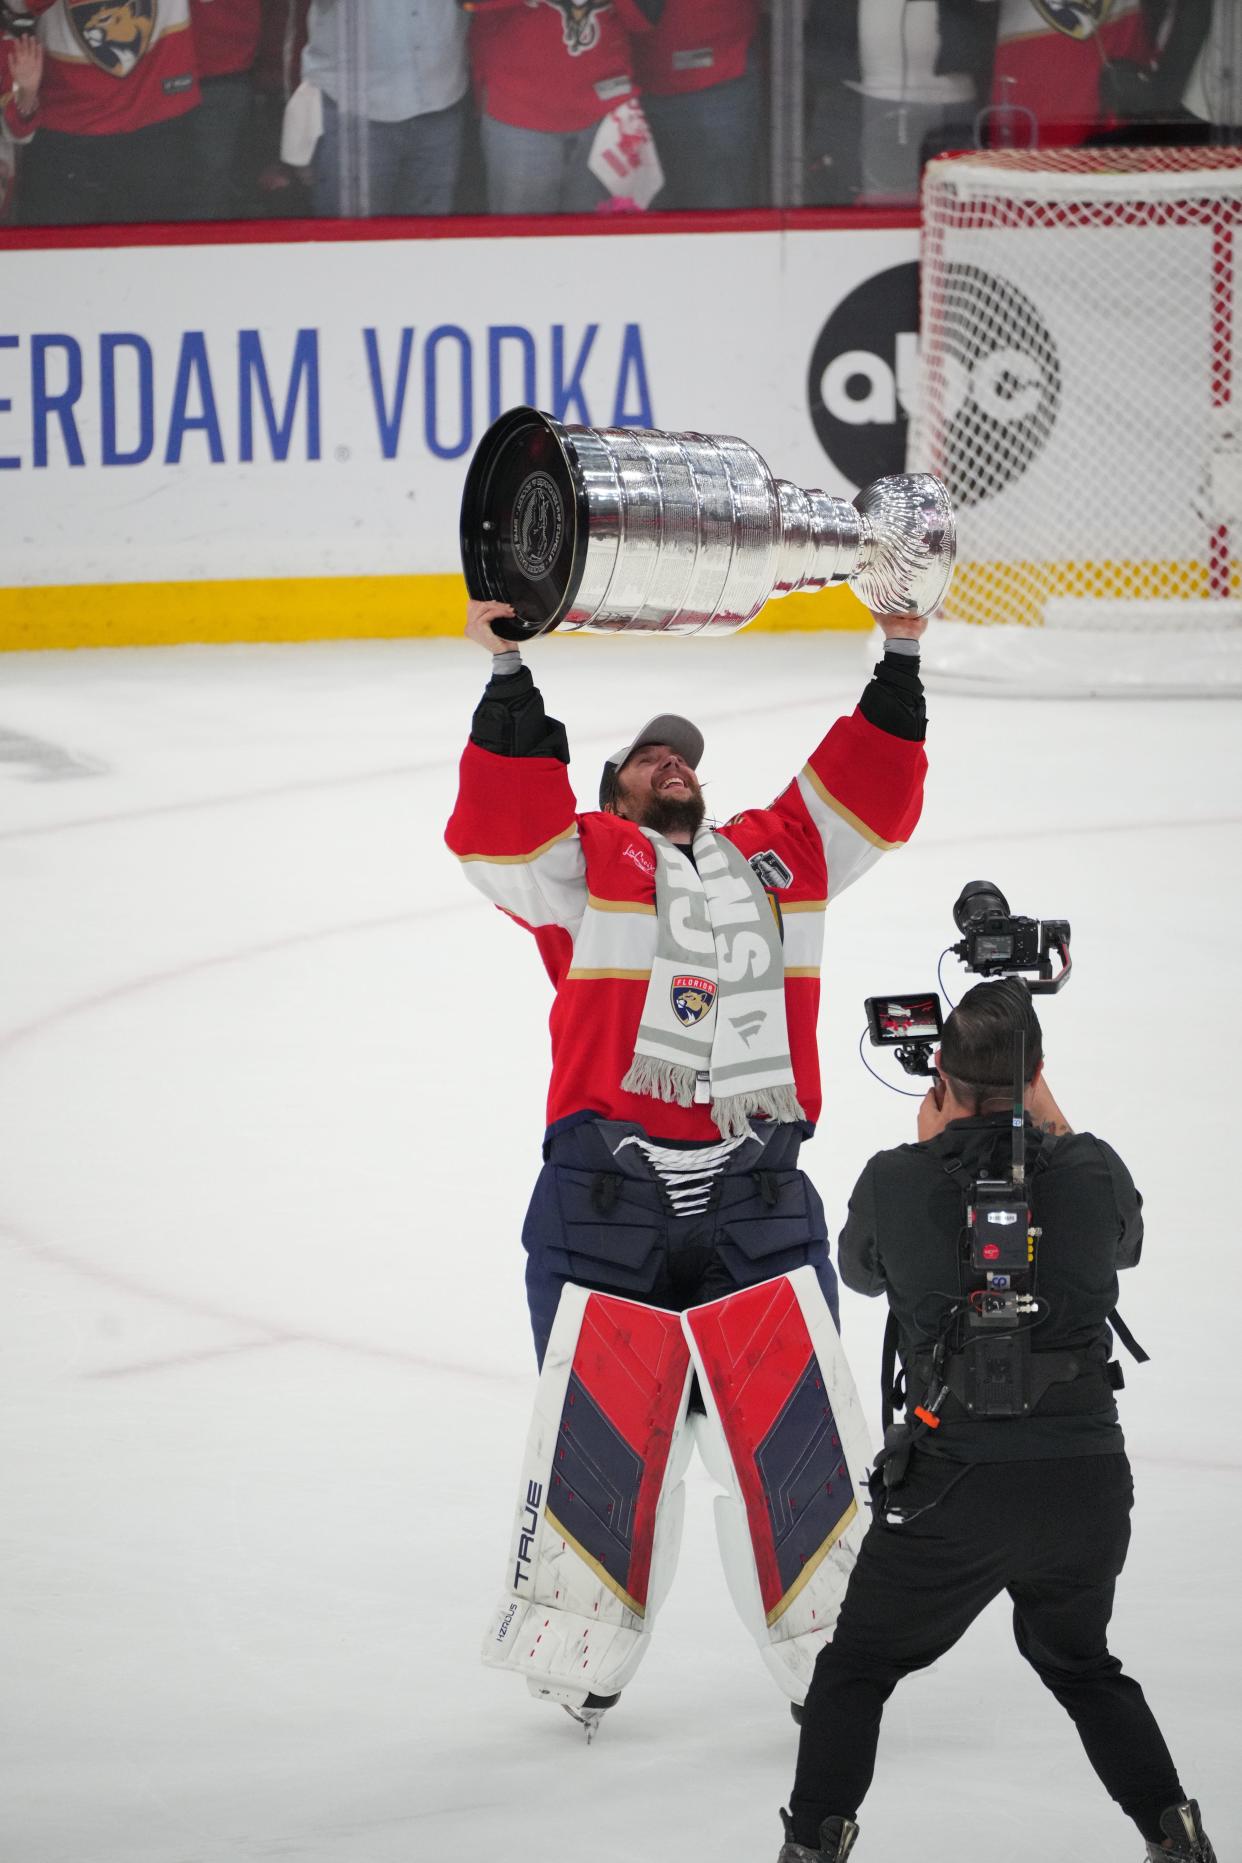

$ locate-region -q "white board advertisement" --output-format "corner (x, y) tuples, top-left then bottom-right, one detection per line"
(0, 224), (920, 595)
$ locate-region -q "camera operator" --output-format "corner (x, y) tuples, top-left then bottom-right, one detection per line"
(775, 978), (1216, 1863)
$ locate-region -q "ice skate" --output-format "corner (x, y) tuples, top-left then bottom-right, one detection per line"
(562, 1690), (621, 1743)
(1145, 1800), (1216, 1862)
(777, 1809), (859, 1862)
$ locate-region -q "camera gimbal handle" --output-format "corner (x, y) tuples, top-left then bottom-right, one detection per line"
(893, 1041), (937, 1078)
(1028, 928), (1071, 995)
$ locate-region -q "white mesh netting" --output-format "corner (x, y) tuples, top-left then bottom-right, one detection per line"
(908, 146), (1242, 696)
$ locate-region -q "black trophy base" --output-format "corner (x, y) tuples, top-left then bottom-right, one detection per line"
(459, 407), (589, 641)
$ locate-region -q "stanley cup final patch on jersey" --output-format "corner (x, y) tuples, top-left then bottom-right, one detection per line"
(671, 976), (717, 1028)
(749, 850), (793, 940)
(68, 0), (157, 75)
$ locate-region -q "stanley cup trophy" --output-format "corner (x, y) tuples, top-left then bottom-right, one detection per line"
(459, 406), (956, 640)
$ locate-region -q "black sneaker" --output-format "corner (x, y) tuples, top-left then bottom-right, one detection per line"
(777, 1809), (859, 1862)
(1145, 1801), (1216, 1862)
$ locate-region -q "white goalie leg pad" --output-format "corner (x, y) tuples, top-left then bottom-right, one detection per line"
(684, 1267), (874, 1702)
(482, 1282), (695, 1709)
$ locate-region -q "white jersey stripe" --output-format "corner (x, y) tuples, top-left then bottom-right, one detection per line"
(796, 771), (888, 901)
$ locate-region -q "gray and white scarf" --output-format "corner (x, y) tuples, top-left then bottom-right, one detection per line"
(620, 825), (805, 1140)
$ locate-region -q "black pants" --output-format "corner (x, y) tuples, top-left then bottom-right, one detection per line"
(19, 114), (198, 227)
(788, 1452), (1184, 1847)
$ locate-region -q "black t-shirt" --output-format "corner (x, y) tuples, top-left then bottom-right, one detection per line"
(839, 1114), (1143, 1461)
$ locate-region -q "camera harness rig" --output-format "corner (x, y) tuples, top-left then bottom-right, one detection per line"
(871, 1029), (1148, 1524)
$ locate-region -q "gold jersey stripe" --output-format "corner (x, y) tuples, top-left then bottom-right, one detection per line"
(544, 1506), (645, 1619)
(454, 824), (578, 866)
(783, 966), (821, 979)
(801, 765), (904, 852)
(764, 1496), (859, 1628)
(586, 894), (657, 915)
(781, 898), (827, 914)
(566, 967), (652, 982)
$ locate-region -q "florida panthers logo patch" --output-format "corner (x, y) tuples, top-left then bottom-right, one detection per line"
(671, 976), (717, 1028)
(68, 0), (156, 75)
(542, 0), (611, 57)
(1029, 0), (1111, 38)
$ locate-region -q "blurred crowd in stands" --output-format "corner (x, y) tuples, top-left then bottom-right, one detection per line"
(0, 0), (1238, 229)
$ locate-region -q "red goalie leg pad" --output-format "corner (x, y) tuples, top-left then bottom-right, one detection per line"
(546, 1293), (691, 1616)
(685, 1277), (858, 1627)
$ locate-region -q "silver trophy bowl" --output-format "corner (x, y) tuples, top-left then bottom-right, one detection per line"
(460, 407), (955, 640)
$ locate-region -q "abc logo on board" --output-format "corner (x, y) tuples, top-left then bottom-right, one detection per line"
(807, 262), (1061, 503)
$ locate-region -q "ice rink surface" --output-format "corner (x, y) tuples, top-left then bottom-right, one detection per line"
(1, 629), (1238, 1863)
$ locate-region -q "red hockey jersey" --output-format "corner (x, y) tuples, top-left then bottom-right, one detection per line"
(190, 0), (261, 81)
(446, 705), (925, 1139)
(989, 0), (1154, 148)
(633, 0), (758, 98)
(465, 0), (651, 134)
(15, 0), (199, 137)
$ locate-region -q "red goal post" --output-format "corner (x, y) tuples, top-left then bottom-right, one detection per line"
(908, 146), (1242, 696)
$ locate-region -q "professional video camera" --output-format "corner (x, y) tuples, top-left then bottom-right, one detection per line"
(863, 884), (1085, 1481)
(950, 880), (1071, 989)
(864, 880), (1071, 1083)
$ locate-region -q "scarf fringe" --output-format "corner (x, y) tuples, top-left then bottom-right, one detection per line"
(711, 1084), (807, 1141)
(620, 1053), (699, 1108)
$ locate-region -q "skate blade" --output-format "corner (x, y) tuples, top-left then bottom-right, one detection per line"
(562, 1703), (607, 1743)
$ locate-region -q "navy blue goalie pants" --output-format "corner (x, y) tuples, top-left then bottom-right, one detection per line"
(521, 1115), (840, 1367)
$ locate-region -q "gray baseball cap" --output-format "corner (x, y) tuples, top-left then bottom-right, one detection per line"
(599, 714), (705, 809)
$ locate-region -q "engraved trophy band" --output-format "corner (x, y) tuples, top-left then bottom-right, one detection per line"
(460, 406), (956, 641)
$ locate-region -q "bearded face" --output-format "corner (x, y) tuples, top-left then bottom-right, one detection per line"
(612, 745), (706, 838)
(640, 786), (706, 838)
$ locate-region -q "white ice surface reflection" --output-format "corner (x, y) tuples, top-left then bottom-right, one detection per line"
(0, 633), (1237, 1863)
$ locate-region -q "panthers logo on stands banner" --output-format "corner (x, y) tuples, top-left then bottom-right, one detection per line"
(547, 0), (609, 57)
(68, 0), (155, 76)
(1029, 0), (1112, 38)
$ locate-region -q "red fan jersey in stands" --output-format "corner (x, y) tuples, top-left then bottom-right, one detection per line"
(633, 0), (758, 98)
(14, 0), (199, 136)
(190, 0), (260, 81)
(446, 706), (925, 1139)
(465, 0), (652, 135)
(990, 0), (1155, 148)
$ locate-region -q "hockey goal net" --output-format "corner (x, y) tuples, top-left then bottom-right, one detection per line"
(908, 146), (1242, 696)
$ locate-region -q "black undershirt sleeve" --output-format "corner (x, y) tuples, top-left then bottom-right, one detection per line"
(468, 665), (571, 764)
(857, 648), (927, 743)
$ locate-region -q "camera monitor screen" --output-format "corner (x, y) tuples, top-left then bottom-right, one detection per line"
(865, 992), (943, 1046)
(971, 931), (1015, 963)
